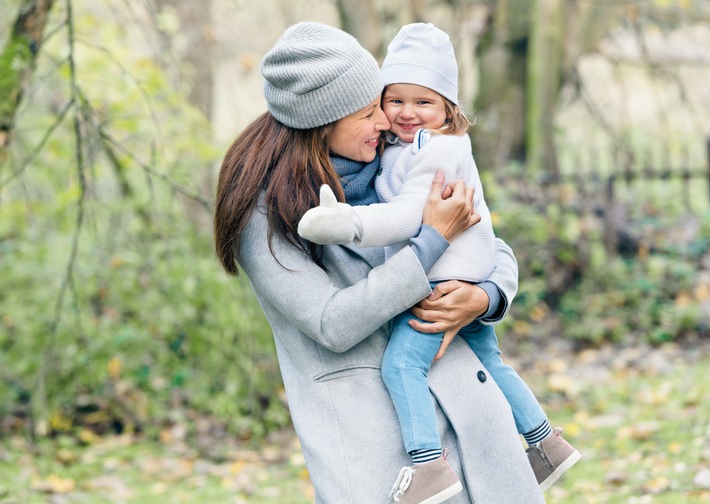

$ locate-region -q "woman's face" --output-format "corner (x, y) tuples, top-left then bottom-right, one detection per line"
(329, 98), (390, 163)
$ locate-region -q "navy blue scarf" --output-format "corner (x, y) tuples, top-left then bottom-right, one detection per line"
(330, 154), (381, 207)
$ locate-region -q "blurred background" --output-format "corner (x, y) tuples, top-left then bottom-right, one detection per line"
(1, 0), (710, 502)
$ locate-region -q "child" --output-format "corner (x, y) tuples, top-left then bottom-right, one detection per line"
(298, 23), (580, 503)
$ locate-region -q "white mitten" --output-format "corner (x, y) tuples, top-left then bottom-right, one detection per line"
(298, 185), (360, 244)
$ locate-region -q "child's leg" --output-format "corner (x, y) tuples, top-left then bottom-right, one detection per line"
(459, 323), (548, 438)
(461, 322), (581, 491)
(383, 312), (463, 502)
(381, 311), (444, 456)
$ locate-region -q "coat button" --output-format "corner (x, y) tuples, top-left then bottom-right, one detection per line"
(477, 370), (487, 383)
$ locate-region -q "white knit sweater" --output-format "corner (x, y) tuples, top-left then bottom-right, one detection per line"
(353, 130), (496, 282)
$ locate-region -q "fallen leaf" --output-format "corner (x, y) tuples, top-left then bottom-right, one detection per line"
(642, 476), (670, 494)
(33, 475), (75, 494)
(78, 429), (100, 445)
(108, 357), (122, 380)
(606, 470), (628, 485)
(618, 421), (660, 441)
(668, 442), (683, 455)
(563, 423), (581, 437)
(548, 373), (578, 396)
(55, 448), (78, 465)
(230, 460), (247, 475)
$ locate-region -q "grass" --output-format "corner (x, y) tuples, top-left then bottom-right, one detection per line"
(534, 348), (710, 503)
(0, 432), (313, 503)
(1, 344), (709, 503)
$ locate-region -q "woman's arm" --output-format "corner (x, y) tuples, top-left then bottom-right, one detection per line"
(241, 215), (431, 353)
(409, 237), (519, 360)
(483, 237), (519, 318)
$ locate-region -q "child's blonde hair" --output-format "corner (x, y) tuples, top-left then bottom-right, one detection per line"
(433, 98), (472, 136)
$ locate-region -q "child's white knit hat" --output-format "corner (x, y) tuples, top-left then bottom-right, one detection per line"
(381, 23), (459, 105)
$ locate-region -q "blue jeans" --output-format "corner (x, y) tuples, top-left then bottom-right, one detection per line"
(381, 306), (546, 453)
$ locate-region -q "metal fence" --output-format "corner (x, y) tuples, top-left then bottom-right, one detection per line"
(495, 139), (710, 259)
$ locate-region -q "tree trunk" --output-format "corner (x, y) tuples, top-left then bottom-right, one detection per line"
(526, 0), (563, 176)
(154, 0), (214, 120)
(154, 0), (215, 231)
(334, 0), (383, 57)
(473, 0), (618, 174)
(472, 0), (529, 171)
(0, 0), (57, 162)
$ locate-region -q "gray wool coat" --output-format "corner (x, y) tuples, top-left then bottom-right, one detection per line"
(239, 206), (544, 503)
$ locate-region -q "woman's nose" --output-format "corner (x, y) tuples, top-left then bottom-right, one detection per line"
(375, 108), (390, 130)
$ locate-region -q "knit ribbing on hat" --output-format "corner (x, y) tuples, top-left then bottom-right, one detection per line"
(261, 22), (384, 129)
(381, 23), (459, 105)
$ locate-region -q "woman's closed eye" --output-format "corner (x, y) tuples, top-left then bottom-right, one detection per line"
(363, 104), (380, 118)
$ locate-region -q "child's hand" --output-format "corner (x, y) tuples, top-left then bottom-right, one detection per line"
(297, 185), (360, 244)
(422, 171), (479, 242)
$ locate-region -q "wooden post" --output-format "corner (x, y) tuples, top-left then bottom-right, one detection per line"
(603, 175), (617, 257)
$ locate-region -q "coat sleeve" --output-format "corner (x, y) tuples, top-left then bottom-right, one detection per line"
(482, 237), (519, 324)
(238, 209), (434, 353)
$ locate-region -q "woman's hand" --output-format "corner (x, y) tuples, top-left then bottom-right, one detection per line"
(409, 281), (490, 361)
(422, 171), (480, 242)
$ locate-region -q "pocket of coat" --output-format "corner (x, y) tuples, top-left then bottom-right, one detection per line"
(313, 365), (381, 383)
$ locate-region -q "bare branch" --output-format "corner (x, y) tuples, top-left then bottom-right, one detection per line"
(74, 36), (163, 134)
(33, 0), (86, 438)
(0, 98), (73, 190)
(100, 129), (213, 212)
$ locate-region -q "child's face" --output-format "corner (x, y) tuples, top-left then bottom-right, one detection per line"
(382, 83), (448, 143)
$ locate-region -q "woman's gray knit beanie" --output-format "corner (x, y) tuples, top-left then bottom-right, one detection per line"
(261, 22), (383, 129)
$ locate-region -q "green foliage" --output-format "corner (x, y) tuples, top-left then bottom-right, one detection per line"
(557, 256), (700, 344)
(0, 161), (288, 441)
(3, 0), (709, 449)
(0, 0), (287, 443)
(486, 168), (710, 347)
(0, 34), (32, 122)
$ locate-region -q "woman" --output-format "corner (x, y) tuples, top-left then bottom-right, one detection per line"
(214, 22), (543, 503)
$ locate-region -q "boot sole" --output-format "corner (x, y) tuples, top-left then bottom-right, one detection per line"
(539, 450), (582, 492)
(419, 480), (463, 504)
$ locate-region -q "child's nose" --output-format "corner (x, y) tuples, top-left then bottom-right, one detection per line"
(401, 104), (415, 117)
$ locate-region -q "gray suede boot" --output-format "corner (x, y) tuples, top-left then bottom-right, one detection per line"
(389, 451), (463, 504)
(526, 427), (581, 492)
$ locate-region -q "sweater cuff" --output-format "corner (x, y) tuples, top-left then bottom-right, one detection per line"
(476, 281), (507, 322)
(409, 225), (449, 273)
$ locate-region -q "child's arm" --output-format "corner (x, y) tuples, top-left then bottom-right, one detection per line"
(298, 134), (473, 247)
(296, 174), (432, 247)
(354, 134), (474, 247)
(297, 184), (362, 245)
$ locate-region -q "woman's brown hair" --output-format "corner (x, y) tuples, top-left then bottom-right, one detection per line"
(214, 112), (342, 276)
